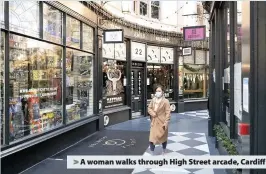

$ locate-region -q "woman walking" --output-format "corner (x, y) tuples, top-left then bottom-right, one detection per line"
(148, 85), (171, 155)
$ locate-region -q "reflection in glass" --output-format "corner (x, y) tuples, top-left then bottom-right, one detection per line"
(102, 59), (126, 109)
(9, 34), (63, 142)
(66, 49), (93, 122)
(147, 64), (173, 100)
(83, 24), (93, 52)
(66, 16), (80, 48)
(9, 1), (40, 37)
(0, 1), (4, 28)
(1, 32), (4, 144)
(43, 3), (62, 44)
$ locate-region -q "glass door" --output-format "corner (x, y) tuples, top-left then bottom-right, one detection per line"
(131, 68), (144, 118)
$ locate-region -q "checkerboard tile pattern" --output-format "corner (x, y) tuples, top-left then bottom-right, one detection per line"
(180, 110), (209, 119)
(132, 132), (214, 174)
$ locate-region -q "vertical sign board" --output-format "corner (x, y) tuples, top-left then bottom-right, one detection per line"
(131, 42), (146, 61)
(160, 47), (174, 64)
(183, 25), (206, 41)
(147, 45), (160, 63)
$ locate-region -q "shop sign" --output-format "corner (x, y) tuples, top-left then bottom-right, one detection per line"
(160, 47), (174, 64)
(183, 25), (206, 41)
(182, 47), (192, 56)
(103, 29), (124, 43)
(133, 32), (146, 39)
(170, 104), (176, 111)
(103, 94), (124, 109)
(104, 115), (110, 126)
(147, 45), (160, 63)
(155, 36), (170, 42)
(131, 42), (146, 61)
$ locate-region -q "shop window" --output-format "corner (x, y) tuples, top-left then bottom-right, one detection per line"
(82, 24), (94, 52)
(43, 3), (62, 44)
(102, 59), (126, 109)
(182, 64), (208, 99)
(147, 64), (174, 101)
(9, 34), (63, 142)
(151, 1), (160, 19)
(9, 1), (40, 38)
(1, 32), (4, 144)
(66, 49), (94, 123)
(66, 16), (80, 49)
(140, 1), (147, 16)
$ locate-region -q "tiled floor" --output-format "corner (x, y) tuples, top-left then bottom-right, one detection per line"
(107, 110), (226, 174)
(132, 132), (213, 174)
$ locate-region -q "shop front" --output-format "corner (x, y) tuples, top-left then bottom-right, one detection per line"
(207, 1), (266, 174)
(178, 48), (209, 112)
(0, 1), (99, 157)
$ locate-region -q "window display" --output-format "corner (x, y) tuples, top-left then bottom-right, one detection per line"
(182, 64), (208, 99)
(9, 1), (40, 38)
(43, 3), (62, 44)
(66, 49), (93, 123)
(102, 59), (126, 109)
(66, 16), (80, 48)
(147, 64), (174, 100)
(1, 32), (4, 144)
(9, 34), (63, 142)
(82, 24), (94, 52)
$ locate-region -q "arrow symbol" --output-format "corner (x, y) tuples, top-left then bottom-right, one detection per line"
(73, 160), (79, 164)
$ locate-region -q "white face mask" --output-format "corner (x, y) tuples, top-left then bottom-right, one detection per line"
(155, 92), (162, 98)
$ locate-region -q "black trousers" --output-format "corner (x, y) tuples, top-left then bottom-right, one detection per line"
(149, 141), (167, 151)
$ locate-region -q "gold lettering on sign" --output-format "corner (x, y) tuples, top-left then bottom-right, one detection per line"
(134, 32), (146, 39)
(155, 36), (170, 42)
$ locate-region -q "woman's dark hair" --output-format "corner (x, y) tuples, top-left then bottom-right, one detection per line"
(155, 85), (164, 92)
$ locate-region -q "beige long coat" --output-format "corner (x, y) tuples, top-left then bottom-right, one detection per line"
(148, 97), (171, 144)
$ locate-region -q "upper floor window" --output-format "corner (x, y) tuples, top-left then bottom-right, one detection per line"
(140, 1), (147, 16)
(151, 1), (160, 19)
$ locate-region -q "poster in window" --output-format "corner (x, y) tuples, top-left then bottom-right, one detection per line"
(114, 43), (126, 61)
(131, 42), (146, 61)
(102, 43), (114, 59)
(147, 45), (160, 63)
(161, 47), (174, 64)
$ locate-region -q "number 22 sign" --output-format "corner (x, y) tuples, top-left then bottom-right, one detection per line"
(131, 42), (146, 61)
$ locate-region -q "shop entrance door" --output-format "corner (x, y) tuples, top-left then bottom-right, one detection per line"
(131, 68), (144, 118)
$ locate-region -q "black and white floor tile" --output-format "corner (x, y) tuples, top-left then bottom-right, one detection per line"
(180, 110), (209, 119)
(132, 132), (214, 174)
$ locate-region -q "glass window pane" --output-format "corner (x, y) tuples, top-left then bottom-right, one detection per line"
(0, 1), (4, 28)
(9, 1), (40, 37)
(9, 34), (63, 142)
(82, 24), (93, 52)
(147, 64), (174, 100)
(66, 49), (93, 123)
(66, 16), (80, 48)
(1, 32), (4, 145)
(102, 59), (126, 109)
(43, 3), (62, 44)
(183, 65), (206, 99)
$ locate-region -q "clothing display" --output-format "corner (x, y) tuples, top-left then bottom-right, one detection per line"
(183, 73), (204, 90)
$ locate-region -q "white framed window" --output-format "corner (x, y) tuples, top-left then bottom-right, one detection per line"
(140, 1), (148, 16)
(151, 1), (160, 19)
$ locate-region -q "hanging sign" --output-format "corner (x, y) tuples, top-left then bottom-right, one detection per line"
(103, 29), (124, 43)
(131, 42), (146, 61)
(183, 25), (206, 41)
(182, 47), (192, 56)
(147, 45), (160, 63)
(160, 47), (174, 64)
